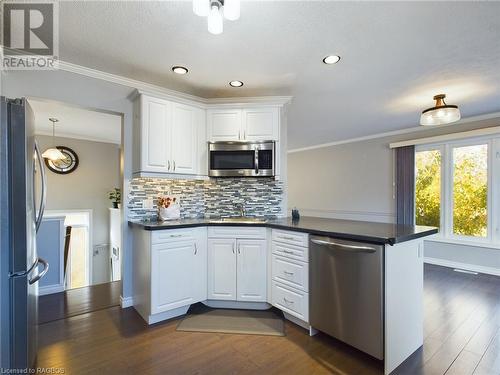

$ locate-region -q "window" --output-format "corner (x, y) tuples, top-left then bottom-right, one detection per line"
(452, 144), (488, 237)
(415, 136), (499, 244)
(415, 150), (441, 228)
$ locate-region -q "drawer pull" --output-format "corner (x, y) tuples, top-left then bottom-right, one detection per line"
(280, 236), (295, 240)
(169, 234), (183, 238)
(282, 250), (294, 254)
(283, 297), (294, 304)
(283, 270), (294, 276)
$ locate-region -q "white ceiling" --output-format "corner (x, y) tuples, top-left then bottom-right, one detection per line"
(29, 99), (121, 144)
(57, 1), (500, 149)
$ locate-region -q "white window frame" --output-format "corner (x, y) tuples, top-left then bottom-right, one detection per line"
(416, 135), (500, 247)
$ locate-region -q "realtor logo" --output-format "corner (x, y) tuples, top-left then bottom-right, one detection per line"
(1, 0), (59, 70)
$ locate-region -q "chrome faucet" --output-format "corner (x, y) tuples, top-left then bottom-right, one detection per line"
(235, 203), (245, 217)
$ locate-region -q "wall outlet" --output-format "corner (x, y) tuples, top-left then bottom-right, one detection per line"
(143, 198), (154, 209)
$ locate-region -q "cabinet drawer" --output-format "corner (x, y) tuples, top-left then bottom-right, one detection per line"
(272, 281), (309, 322)
(272, 255), (308, 292)
(272, 242), (308, 263)
(208, 226), (266, 239)
(152, 228), (199, 244)
(272, 229), (308, 248)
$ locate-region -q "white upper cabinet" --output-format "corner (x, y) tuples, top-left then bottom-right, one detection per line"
(135, 94), (207, 176)
(171, 103), (198, 175)
(140, 96), (171, 173)
(237, 239), (267, 302)
(242, 108), (279, 141)
(208, 107), (280, 142)
(207, 109), (242, 141)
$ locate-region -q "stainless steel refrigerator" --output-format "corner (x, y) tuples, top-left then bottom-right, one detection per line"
(0, 97), (49, 370)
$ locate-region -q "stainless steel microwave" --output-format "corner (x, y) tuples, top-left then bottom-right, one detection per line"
(208, 141), (275, 177)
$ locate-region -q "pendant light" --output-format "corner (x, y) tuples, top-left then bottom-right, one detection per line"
(193, 0), (240, 35)
(42, 118), (66, 161)
(420, 94), (461, 126)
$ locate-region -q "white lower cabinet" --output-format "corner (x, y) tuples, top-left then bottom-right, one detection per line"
(208, 228), (267, 303)
(271, 229), (310, 324)
(132, 227), (207, 324)
(237, 240), (267, 302)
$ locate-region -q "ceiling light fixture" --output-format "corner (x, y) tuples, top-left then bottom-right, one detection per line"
(229, 80), (243, 87)
(172, 66), (188, 75)
(323, 55), (341, 65)
(420, 94), (461, 126)
(42, 118), (66, 161)
(193, 0), (240, 35)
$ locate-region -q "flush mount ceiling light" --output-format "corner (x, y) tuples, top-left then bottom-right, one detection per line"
(42, 118), (66, 161)
(193, 0), (240, 35)
(172, 66), (188, 75)
(420, 94), (461, 126)
(323, 55), (341, 65)
(229, 80), (243, 87)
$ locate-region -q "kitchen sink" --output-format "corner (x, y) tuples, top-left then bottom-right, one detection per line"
(209, 217), (267, 224)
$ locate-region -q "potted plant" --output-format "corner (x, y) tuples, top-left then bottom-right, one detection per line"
(108, 188), (121, 209)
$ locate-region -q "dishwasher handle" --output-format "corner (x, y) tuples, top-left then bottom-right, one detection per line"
(311, 239), (377, 253)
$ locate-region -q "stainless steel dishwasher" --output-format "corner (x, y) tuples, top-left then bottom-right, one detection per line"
(309, 236), (383, 360)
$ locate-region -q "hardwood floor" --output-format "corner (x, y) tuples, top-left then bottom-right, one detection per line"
(38, 281), (121, 324)
(36, 265), (500, 375)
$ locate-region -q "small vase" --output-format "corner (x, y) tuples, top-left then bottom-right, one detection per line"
(112, 202), (118, 209)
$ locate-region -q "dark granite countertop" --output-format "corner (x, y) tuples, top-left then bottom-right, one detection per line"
(128, 216), (438, 245)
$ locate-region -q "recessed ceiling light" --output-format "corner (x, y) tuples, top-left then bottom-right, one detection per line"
(229, 80), (244, 87)
(172, 66), (188, 75)
(323, 55), (341, 65)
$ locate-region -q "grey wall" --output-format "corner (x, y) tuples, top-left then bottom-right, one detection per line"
(36, 135), (120, 247)
(2, 69), (133, 299)
(37, 217), (65, 291)
(288, 117), (500, 274)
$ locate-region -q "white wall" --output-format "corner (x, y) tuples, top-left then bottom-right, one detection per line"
(288, 117), (500, 275)
(2, 69), (133, 299)
(35, 135), (120, 284)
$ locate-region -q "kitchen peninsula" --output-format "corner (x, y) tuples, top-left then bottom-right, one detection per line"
(130, 216), (437, 374)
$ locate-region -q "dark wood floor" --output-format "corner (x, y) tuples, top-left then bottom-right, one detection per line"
(36, 265), (500, 375)
(38, 281), (121, 324)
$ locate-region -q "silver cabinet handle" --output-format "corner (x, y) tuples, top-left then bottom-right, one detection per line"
(280, 236), (295, 241)
(173, 160), (176, 171)
(282, 250), (294, 254)
(311, 239), (376, 253)
(29, 257), (49, 285)
(232, 243), (235, 254)
(283, 297), (294, 304)
(169, 234), (183, 238)
(34, 141), (46, 233)
(194, 243), (197, 255)
(254, 146), (259, 174)
(238, 243), (241, 254)
(283, 270), (294, 276)
(243, 130), (246, 139)
(167, 160), (171, 171)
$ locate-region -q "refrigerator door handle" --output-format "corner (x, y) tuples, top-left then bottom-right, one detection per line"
(28, 257), (49, 285)
(34, 140), (46, 233)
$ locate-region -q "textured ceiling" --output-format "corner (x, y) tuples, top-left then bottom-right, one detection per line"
(57, 1), (500, 149)
(29, 99), (122, 144)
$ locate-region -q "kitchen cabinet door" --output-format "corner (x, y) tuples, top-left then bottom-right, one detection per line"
(140, 95), (171, 173)
(192, 234), (208, 303)
(151, 240), (197, 314)
(236, 239), (267, 302)
(207, 238), (237, 300)
(207, 109), (242, 141)
(171, 103), (198, 174)
(242, 107), (279, 141)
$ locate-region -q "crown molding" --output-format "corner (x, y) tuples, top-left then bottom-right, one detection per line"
(58, 60), (292, 107)
(288, 111), (500, 154)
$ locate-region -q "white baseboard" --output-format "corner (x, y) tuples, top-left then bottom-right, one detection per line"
(424, 257), (500, 277)
(203, 300), (271, 310)
(38, 285), (65, 296)
(120, 295), (134, 308)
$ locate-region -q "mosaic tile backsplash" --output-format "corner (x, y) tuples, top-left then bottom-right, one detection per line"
(128, 178), (284, 221)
